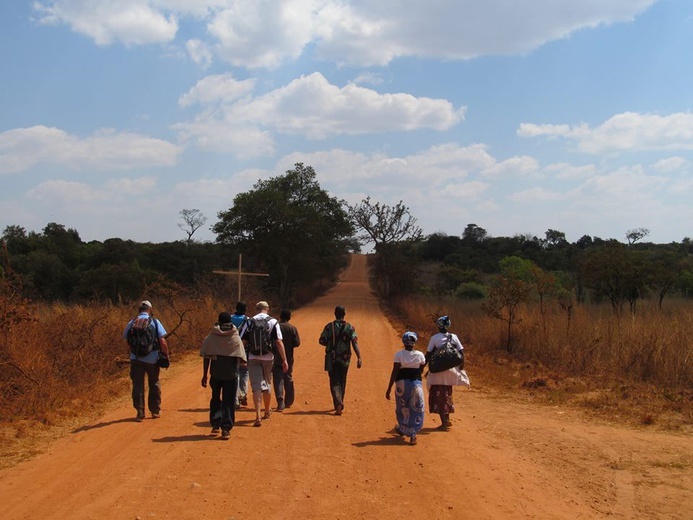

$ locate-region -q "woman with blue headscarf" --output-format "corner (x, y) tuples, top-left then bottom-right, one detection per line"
(385, 331), (426, 445)
(426, 315), (466, 431)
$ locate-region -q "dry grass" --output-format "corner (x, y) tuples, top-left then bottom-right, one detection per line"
(390, 295), (693, 431)
(0, 281), (273, 467)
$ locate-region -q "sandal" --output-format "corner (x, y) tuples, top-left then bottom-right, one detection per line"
(262, 410), (271, 420)
(253, 419), (262, 427)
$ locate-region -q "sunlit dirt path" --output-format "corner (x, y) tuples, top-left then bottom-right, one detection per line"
(1, 254), (692, 519)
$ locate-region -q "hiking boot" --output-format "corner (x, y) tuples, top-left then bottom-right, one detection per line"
(221, 430), (230, 440)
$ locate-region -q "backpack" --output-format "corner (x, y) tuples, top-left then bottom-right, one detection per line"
(127, 316), (159, 357)
(243, 316), (274, 356)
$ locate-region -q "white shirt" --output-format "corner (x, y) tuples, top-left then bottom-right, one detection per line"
(244, 312), (283, 361)
(427, 332), (464, 352)
(394, 348), (426, 368)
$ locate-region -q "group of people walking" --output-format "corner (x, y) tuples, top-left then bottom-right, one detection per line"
(123, 301), (467, 445)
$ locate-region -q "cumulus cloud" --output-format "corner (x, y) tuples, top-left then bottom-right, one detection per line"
(32, 1), (656, 66)
(186, 39), (213, 67)
(178, 73), (256, 107)
(482, 155), (540, 178)
(0, 126), (181, 174)
(519, 112), (693, 155)
(175, 72), (464, 156)
(34, 0), (179, 46)
(651, 156), (687, 172)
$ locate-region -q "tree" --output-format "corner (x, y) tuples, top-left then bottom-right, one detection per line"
(462, 223), (487, 244)
(349, 197), (422, 297)
(542, 229), (568, 249)
(349, 197), (422, 247)
(213, 163), (355, 306)
(626, 227), (649, 246)
(178, 209), (207, 243)
(482, 276), (530, 353)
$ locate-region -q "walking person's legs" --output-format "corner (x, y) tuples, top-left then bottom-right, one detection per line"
(143, 362), (161, 417)
(130, 360), (146, 421)
(236, 364), (248, 408)
(272, 365), (285, 411)
(284, 360), (295, 408)
(209, 377), (223, 432)
(220, 377), (237, 438)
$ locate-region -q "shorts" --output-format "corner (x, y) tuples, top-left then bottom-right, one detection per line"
(248, 358), (273, 394)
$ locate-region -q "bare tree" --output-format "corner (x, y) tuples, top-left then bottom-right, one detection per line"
(178, 209), (207, 243)
(349, 197), (422, 248)
(626, 227), (649, 246)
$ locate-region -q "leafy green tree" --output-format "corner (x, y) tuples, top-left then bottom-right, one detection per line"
(213, 163), (355, 306)
(482, 276), (530, 353)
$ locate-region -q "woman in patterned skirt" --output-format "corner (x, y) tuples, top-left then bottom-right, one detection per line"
(385, 331), (426, 445)
(426, 316), (466, 430)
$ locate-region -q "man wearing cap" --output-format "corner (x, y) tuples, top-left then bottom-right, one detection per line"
(240, 301), (288, 427)
(123, 300), (169, 422)
(319, 305), (362, 415)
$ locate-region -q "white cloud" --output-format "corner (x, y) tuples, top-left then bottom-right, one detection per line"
(509, 187), (565, 203)
(185, 38), (213, 67)
(33, 1), (657, 66)
(0, 126), (181, 174)
(34, 0), (179, 46)
(207, 0), (320, 68)
(482, 155), (540, 178)
(544, 162), (596, 180)
(174, 72), (464, 156)
(178, 73), (256, 107)
(27, 179), (108, 203)
(651, 156), (687, 172)
(519, 112), (693, 155)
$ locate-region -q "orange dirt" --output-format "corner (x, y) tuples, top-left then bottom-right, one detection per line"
(1, 254), (692, 519)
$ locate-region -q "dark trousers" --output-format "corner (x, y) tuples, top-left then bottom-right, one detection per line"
(210, 376), (238, 431)
(328, 363), (349, 409)
(272, 360), (295, 408)
(130, 359), (161, 416)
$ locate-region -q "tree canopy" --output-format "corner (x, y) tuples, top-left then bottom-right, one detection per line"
(212, 163), (355, 305)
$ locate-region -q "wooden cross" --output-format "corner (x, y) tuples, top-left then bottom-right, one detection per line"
(213, 253), (269, 302)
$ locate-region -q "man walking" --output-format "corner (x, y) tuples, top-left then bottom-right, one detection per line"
(230, 301), (249, 409)
(273, 309), (301, 411)
(200, 311), (247, 439)
(123, 300), (169, 422)
(241, 301), (288, 426)
(319, 305), (362, 415)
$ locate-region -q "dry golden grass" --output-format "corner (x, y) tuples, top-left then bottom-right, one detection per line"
(391, 295), (693, 431)
(0, 284), (273, 467)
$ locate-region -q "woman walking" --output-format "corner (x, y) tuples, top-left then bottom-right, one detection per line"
(426, 316), (467, 431)
(385, 331), (426, 445)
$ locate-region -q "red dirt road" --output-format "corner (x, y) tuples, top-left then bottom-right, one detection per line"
(1, 254), (692, 519)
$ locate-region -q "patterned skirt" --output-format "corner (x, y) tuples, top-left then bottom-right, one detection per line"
(428, 385), (454, 415)
(395, 379), (425, 436)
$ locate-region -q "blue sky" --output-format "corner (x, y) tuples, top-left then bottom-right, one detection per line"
(2, 0), (693, 245)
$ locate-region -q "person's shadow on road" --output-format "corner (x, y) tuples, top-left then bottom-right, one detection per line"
(71, 418), (134, 433)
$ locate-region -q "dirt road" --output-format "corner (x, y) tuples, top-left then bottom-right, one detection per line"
(1, 254), (692, 519)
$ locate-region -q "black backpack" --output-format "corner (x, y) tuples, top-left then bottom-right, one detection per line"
(127, 316), (159, 357)
(243, 316), (274, 356)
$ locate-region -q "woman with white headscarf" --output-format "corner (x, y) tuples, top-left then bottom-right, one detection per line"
(385, 331), (426, 445)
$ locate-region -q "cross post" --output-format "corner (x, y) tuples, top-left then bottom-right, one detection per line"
(213, 253), (269, 302)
